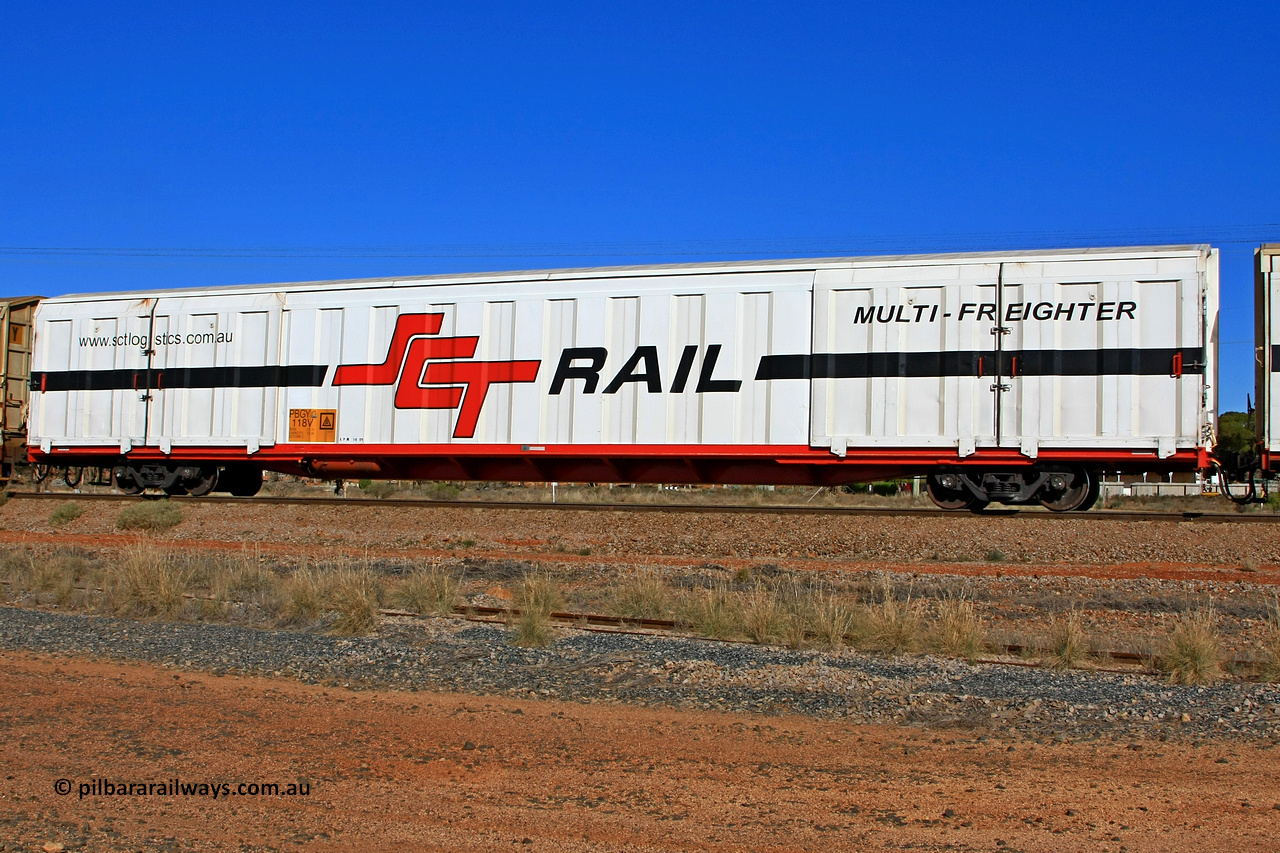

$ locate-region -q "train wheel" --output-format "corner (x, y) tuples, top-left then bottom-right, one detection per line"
(926, 472), (982, 510)
(223, 466), (263, 497)
(1039, 469), (1097, 512)
(185, 468), (219, 497)
(62, 467), (84, 489)
(163, 482), (188, 496)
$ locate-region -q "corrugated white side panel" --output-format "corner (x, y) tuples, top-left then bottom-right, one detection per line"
(38, 318), (73, 441)
(568, 297), (606, 444)
(812, 263), (1001, 449)
(765, 289), (810, 443)
(541, 299), (577, 443)
(668, 294), (704, 443)
(509, 298), (543, 445)
(84, 316), (116, 438)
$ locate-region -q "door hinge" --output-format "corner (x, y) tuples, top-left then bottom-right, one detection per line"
(990, 327), (1010, 336)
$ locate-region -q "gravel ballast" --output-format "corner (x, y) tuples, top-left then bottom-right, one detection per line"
(4, 605), (1278, 744)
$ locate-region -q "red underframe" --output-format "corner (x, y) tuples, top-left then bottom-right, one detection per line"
(31, 443), (1210, 487)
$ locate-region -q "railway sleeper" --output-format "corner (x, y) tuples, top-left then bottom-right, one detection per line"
(927, 467), (1099, 513)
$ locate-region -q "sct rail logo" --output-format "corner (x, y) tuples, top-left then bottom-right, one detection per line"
(332, 313), (540, 438)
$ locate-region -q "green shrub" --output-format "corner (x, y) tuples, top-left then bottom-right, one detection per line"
(116, 500), (183, 532)
(50, 502), (84, 526)
(358, 479), (397, 499)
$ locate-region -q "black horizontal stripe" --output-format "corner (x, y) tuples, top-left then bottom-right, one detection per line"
(31, 365), (329, 392)
(755, 347), (1205, 380)
(1011, 348), (1204, 377)
(1272, 345), (1280, 370)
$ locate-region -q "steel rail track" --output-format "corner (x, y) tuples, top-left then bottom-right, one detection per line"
(7, 489), (1279, 523)
(0, 580), (1260, 674)
(390, 604), (1250, 675)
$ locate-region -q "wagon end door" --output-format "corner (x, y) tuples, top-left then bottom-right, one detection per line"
(810, 264), (1001, 457)
(1261, 246), (1280, 460)
(998, 255), (1209, 458)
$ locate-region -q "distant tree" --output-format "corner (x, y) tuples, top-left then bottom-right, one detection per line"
(1217, 411), (1255, 456)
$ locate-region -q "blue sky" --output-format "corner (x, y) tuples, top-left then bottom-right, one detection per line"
(2, 1), (1276, 409)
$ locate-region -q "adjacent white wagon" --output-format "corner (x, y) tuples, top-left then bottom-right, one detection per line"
(29, 245), (1219, 510)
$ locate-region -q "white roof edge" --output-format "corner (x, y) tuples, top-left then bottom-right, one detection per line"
(41, 244), (1216, 303)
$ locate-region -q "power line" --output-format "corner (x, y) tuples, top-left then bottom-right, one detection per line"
(0, 224), (1276, 261)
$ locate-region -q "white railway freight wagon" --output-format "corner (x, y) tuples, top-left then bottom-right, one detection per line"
(28, 245), (1218, 510)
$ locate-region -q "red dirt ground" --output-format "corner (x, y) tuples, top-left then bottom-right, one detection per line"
(2, 652), (1278, 852)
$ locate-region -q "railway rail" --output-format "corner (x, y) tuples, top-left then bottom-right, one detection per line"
(7, 488), (1280, 523)
(389, 604), (1246, 675)
(0, 575), (1242, 674)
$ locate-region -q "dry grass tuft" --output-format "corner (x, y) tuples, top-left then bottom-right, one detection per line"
(325, 568), (383, 636)
(211, 553), (282, 618)
(811, 592), (860, 648)
(679, 583), (742, 640)
(866, 582), (922, 654)
(1045, 610), (1089, 669)
(116, 500), (184, 532)
(45, 554), (92, 606)
(509, 573), (563, 647)
(395, 565), (461, 615)
(611, 570), (671, 620)
(1259, 598), (1280, 683)
(103, 544), (190, 617)
(776, 580), (819, 649)
(930, 595), (986, 662)
(1, 550), (36, 598)
(2, 548), (97, 608)
(1160, 608), (1222, 685)
(279, 567), (324, 625)
(49, 502), (84, 527)
(741, 583), (784, 644)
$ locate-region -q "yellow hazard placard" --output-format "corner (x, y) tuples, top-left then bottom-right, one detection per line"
(288, 408), (337, 443)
